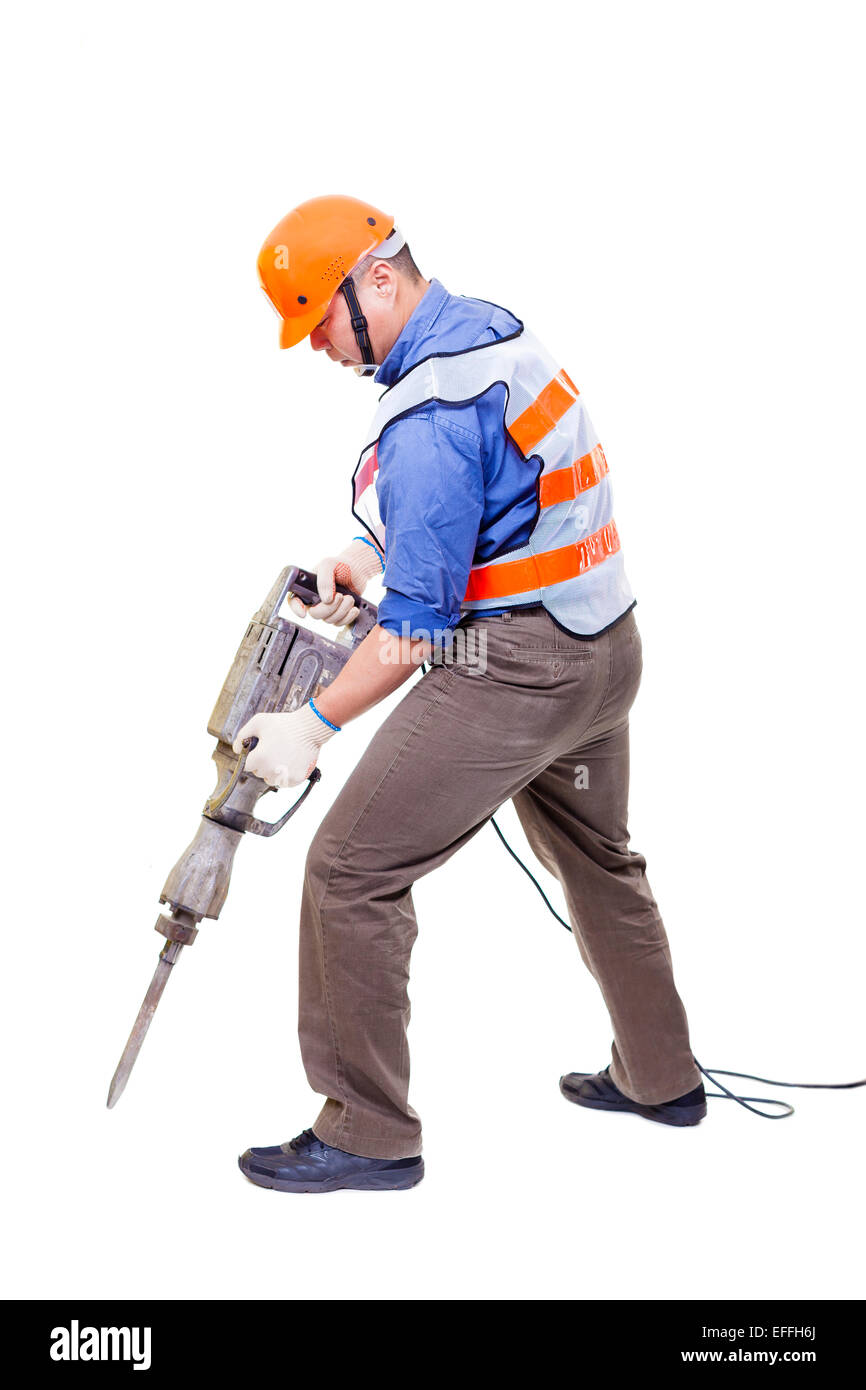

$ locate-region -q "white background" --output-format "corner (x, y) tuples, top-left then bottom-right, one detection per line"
(1, 0), (864, 1303)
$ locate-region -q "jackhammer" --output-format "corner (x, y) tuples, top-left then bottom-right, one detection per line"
(106, 565), (377, 1107)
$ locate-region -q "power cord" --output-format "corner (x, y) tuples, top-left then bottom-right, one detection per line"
(487, 814), (866, 1119)
(419, 656), (864, 1118)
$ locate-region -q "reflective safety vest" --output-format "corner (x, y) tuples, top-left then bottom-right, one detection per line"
(350, 321), (636, 637)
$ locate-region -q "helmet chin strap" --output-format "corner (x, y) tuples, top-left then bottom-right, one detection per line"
(338, 275), (379, 377)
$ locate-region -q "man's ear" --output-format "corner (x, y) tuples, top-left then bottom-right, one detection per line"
(370, 260), (397, 299)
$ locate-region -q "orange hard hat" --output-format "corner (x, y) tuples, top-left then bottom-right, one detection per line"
(257, 194), (395, 349)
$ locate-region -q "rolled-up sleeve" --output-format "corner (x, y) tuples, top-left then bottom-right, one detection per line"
(375, 408), (484, 649)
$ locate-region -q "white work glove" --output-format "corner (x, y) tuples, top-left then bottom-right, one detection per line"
(289, 537), (384, 625)
(233, 704), (339, 788)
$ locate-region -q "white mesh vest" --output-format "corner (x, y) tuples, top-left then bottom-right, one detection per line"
(351, 323), (635, 637)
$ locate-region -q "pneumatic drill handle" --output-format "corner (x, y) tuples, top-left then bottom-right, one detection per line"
(203, 736), (259, 818)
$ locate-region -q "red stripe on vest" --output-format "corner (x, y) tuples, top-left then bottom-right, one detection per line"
(353, 443), (378, 505)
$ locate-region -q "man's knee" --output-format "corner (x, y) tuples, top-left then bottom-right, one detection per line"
(304, 823), (342, 900)
(304, 821), (376, 911)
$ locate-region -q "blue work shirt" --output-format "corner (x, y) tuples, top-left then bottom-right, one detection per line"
(370, 278), (541, 647)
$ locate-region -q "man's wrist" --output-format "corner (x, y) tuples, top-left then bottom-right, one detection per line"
(308, 697), (341, 734)
(351, 535), (386, 572)
(309, 689), (343, 730)
(296, 702), (340, 749)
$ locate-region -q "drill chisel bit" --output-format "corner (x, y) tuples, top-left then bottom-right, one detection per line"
(107, 941), (185, 1108)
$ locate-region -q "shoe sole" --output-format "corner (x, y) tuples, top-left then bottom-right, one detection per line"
(559, 1076), (706, 1127)
(238, 1156), (425, 1193)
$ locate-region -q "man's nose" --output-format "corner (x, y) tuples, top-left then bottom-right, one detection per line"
(309, 325), (328, 352)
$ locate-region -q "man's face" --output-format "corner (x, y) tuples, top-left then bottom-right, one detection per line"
(308, 264), (396, 367)
(308, 287), (364, 366)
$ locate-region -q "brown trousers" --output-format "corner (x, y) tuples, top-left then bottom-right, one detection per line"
(299, 605), (701, 1158)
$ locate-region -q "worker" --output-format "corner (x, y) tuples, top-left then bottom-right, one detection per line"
(236, 195), (705, 1194)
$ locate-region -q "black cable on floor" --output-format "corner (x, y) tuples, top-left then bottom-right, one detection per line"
(691, 1062), (866, 1119)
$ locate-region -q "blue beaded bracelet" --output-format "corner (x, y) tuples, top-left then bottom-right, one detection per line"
(353, 535), (386, 572)
(309, 697), (341, 732)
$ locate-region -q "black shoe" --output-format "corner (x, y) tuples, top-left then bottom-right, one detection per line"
(238, 1128), (425, 1192)
(559, 1066), (707, 1127)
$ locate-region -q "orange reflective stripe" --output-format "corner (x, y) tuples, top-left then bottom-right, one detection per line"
(508, 370), (580, 456)
(538, 444), (609, 509)
(464, 521), (620, 602)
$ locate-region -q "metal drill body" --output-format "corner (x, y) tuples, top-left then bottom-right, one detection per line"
(107, 566), (378, 1107)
